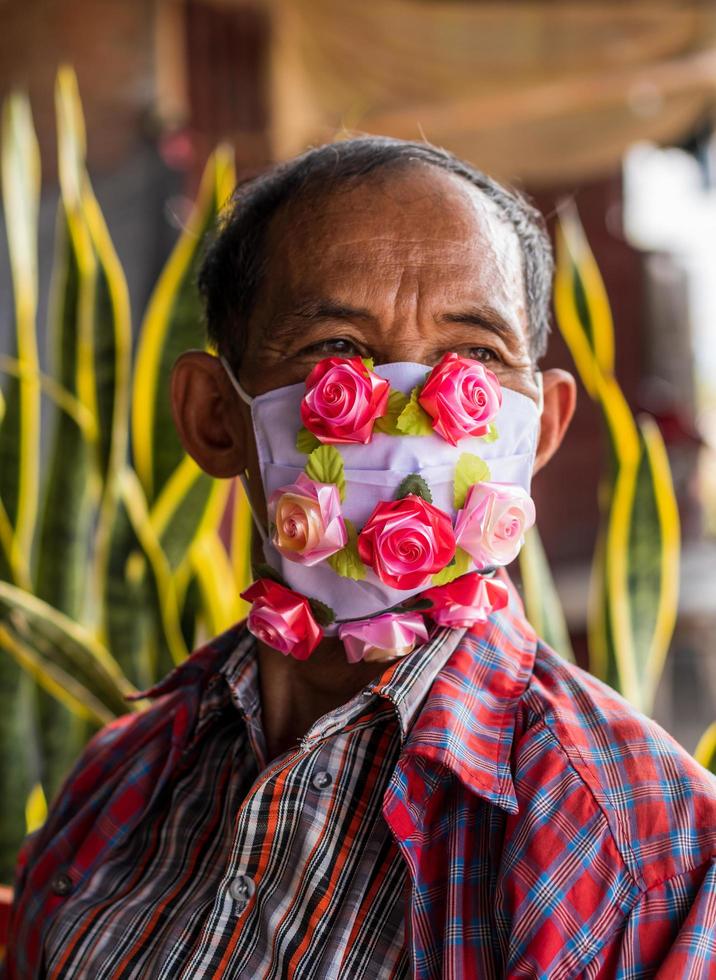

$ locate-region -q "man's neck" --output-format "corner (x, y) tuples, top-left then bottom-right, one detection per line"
(255, 634), (396, 764)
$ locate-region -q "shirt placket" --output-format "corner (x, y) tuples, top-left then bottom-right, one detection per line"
(177, 693), (394, 979)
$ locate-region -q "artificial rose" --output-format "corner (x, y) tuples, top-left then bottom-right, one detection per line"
(240, 579), (323, 660)
(418, 352), (502, 445)
(422, 572), (509, 629)
(300, 356), (391, 444)
(357, 494), (456, 590)
(338, 612), (429, 664)
(268, 473), (347, 566)
(454, 482), (536, 567)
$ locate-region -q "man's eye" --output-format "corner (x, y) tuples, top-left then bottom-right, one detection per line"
(303, 338), (360, 356)
(467, 346), (500, 364)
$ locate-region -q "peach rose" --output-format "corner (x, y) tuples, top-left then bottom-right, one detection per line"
(269, 473), (346, 566)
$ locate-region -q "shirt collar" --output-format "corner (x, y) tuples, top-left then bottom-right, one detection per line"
(215, 622), (465, 744)
(129, 574), (536, 814)
(364, 625), (468, 741)
(396, 573), (536, 813)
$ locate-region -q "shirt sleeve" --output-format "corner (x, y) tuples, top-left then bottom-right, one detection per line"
(589, 858), (716, 978)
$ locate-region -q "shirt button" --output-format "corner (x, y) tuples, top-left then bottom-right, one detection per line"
(311, 769), (333, 790)
(51, 872), (73, 896)
(228, 874), (256, 911)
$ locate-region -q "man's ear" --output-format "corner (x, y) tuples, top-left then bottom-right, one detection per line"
(170, 350), (249, 477)
(533, 368), (577, 474)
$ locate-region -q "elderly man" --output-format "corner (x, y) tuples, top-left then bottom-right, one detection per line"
(5, 138), (716, 979)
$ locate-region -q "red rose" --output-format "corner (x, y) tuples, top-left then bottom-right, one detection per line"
(422, 573), (509, 629)
(300, 356), (391, 444)
(418, 352), (502, 445)
(357, 494), (456, 590)
(240, 579), (323, 660)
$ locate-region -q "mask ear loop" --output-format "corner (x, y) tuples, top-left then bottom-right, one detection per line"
(218, 354), (269, 545)
(535, 370), (544, 415)
(219, 354), (253, 406)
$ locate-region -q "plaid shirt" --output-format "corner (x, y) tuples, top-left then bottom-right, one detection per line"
(4, 581), (716, 978)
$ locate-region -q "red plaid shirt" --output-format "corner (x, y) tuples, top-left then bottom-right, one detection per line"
(4, 581), (716, 978)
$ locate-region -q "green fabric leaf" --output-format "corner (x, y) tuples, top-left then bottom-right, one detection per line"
(374, 389), (410, 436)
(395, 473), (433, 503)
(431, 546), (471, 586)
(327, 518), (365, 580)
(305, 445), (346, 500)
(361, 357), (375, 372)
(481, 422), (499, 443)
(453, 453), (491, 509)
(307, 597), (335, 626)
(250, 562), (287, 587)
(396, 386), (433, 437)
(296, 426), (321, 454)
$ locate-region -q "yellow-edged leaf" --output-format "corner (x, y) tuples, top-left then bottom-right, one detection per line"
(519, 526), (574, 662)
(0, 91), (41, 575)
(132, 145), (235, 502)
(25, 781), (48, 833)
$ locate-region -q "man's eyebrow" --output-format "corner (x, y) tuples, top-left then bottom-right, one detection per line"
(438, 305), (520, 345)
(284, 299), (374, 323)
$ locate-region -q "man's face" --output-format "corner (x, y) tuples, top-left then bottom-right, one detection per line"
(238, 165), (541, 404)
(171, 162), (575, 509)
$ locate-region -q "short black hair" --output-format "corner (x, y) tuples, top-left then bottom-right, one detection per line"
(198, 136), (553, 367)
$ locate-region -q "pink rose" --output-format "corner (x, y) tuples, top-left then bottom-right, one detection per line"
(422, 573), (509, 629)
(269, 473), (347, 566)
(418, 352), (502, 445)
(241, 579), (323, 660)
(357, 494), (456, 590)
(301, 356), (391, 444)
(454, 482), (536, 567)
(338, 612), (429, 664)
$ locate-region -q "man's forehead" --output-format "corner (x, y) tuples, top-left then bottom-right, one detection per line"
(263, 165), (524, 290)
(274, 166), (511, 239)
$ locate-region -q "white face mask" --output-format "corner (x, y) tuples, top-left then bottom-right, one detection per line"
(222, 356), (542, 636)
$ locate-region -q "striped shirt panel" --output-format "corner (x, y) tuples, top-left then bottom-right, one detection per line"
(43, 626), (465, 979)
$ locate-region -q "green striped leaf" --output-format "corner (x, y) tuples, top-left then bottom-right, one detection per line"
(694, 721), (716, 775)
(0, 92), (41, 587)
(0, 580), (137, 715)
(519, 526), (574, 663)
(555, 207), (680, 714)
(132, 146), (236, 503)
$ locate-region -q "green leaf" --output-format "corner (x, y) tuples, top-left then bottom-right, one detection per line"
(133, 145), (235, 504)
(453, 453), (491, 509)
(694, 721), (716, 775)
(395, 473), (433, 504)
(305, 445), (346, 500)
(374, 389), (410, 436)
(431, 546), (472, 586)
(327, 519), (365, 580)
(307, 597), (335, 626)
(0, 579), (137, 718)
(296, 426), (321, 454)
(518, 525), (575, 663)
(250, 562), (287, 587)
(481, 422), (499, 443)
(0, 92), (41, 586)
(361, 357), (375, 372)
(395, 386), (433, 437)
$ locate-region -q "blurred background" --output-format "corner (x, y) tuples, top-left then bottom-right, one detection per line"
(1, 0), (715, 779)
